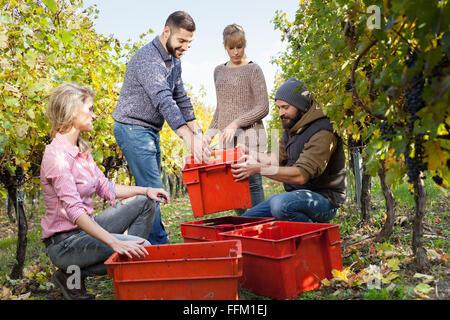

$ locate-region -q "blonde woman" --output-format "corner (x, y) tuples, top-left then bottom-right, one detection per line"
(40, 82), (170, 300)
(206, 24), (269, 213)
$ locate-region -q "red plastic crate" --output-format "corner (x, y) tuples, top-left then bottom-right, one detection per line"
(104, 240), (242, 300)
(181, 147), (251, 217)
(220, 221), (343, 299)
(181, 216), (275, 242)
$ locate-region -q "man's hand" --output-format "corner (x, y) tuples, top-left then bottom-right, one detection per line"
(191, 133), (211, 163)
(230, 154), (261, 182)
(177, 125), (210, 163)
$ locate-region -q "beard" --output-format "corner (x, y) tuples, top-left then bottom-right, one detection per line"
(166, 36), (183, 58)
(281, 109), (303, 130)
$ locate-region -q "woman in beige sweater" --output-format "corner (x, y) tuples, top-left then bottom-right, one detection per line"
(206, 24), (270, 213)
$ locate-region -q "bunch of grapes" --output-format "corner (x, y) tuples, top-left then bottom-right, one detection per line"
(380, 121), (395, 142)
(363, 64), (372, 79)
(404, 48), (417, 68)
(345, 78), (352, 92)
(405, 140), (428, 183)
(432, 175), (443, 186)
(347, 135), (365, 152)
(403, 49), (429, 183)
(404, 74), (426, 132)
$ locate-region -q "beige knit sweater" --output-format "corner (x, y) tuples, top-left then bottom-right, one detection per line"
(207, 62), (269, 152)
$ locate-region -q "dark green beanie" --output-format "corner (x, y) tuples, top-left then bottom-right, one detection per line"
(274, 78), (312, 112)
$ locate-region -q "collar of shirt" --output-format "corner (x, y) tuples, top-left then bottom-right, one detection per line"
(152, 35), (172, 62)
(52, 132), (80, 158)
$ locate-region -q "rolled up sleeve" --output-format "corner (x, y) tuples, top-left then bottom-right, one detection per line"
(94, 164), (116, 206)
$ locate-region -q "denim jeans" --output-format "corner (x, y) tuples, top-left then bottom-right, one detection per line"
(46, 195), (154, 278)
(113, 121), (168, 244)
(242, 189), (337, 223)
(235, 173), (265, 216)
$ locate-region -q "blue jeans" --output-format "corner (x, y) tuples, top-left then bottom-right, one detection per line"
(242, 189), (337, 223)
(235, 173), (265, 215)
(46, 195), (153, 277)
(113, 121), (168, 244)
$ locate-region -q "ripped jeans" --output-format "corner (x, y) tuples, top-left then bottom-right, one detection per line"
(242, 189), (337, 223)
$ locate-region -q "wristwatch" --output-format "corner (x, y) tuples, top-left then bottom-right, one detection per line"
(193, 129), (203, 135)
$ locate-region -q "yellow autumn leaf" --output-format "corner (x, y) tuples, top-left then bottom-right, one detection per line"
(331, 267), (351, 283)
(382, 272), (399, 284)
(424, 140), (446, 171)
(387, 258), (400, 271)
(321, 278), (331, 286)
(414, 283), (433, 295)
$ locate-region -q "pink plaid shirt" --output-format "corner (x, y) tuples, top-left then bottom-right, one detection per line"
(40, 133), (116, 240)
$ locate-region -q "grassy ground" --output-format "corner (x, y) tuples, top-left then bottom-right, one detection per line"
(0, 176), (448, 300)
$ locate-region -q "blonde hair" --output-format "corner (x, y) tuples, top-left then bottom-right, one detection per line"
(223, 24), (246, 48)
(46, 82), (95, 155)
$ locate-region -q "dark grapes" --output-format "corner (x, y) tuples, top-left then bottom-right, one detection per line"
(404, 48), (417, 67)
(432, 175), (443, 186)
(380, 121), (395, 141)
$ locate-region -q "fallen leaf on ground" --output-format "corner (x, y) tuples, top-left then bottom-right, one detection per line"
(321, 278), (331, 286)
(413, 273), (434, 283)
(332, 268), (351, 283)
(382, 272), (399, 284)
(387, 258), (400, 271)
(426, 249), (441, 260)
(414, 283), (433, 295)
(413, 289), (431, 300)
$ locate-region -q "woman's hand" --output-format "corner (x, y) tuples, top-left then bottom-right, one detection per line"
(146, 187), (171, 205)
(221, 121), (239, 146)
(110, 239), (149, 259)
(75, 214), (149, 260)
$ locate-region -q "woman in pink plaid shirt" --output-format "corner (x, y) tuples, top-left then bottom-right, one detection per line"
(40, 82), (170, 300)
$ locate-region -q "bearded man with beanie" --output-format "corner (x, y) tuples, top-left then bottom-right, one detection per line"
(231, 78), (346, 223)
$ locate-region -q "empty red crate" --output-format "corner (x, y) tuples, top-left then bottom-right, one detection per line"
(181, 216), (275, 242)
(181, 147), (252, 217)
(219, 221), (343, 300)
(104, 240), (243, 300)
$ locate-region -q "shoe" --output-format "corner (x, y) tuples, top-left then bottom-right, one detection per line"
(80, 278), (96, 300)
(51, 269), (95, 300)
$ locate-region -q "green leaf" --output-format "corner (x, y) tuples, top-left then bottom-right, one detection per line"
(414, 283), (433, 295)
(43, 0), (57, 14)
(382, 272), (399, 284)
(27, 109), (35, 120)
(413, 273), (434, 282)
(62, 31), (72, 44)
(4, 96), (19, 108)
(0, 133), (7, 153)
(387, 258), (400, 271)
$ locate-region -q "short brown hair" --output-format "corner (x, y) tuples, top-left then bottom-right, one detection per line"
(165, 11), (196, 32)
(223, 24), (246, 48)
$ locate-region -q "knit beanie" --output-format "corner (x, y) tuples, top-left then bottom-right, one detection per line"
(274, 78), (312, 112)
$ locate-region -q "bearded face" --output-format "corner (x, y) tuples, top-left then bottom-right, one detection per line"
(165, 28), (194, 58)
(280, 106), (303, 129)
